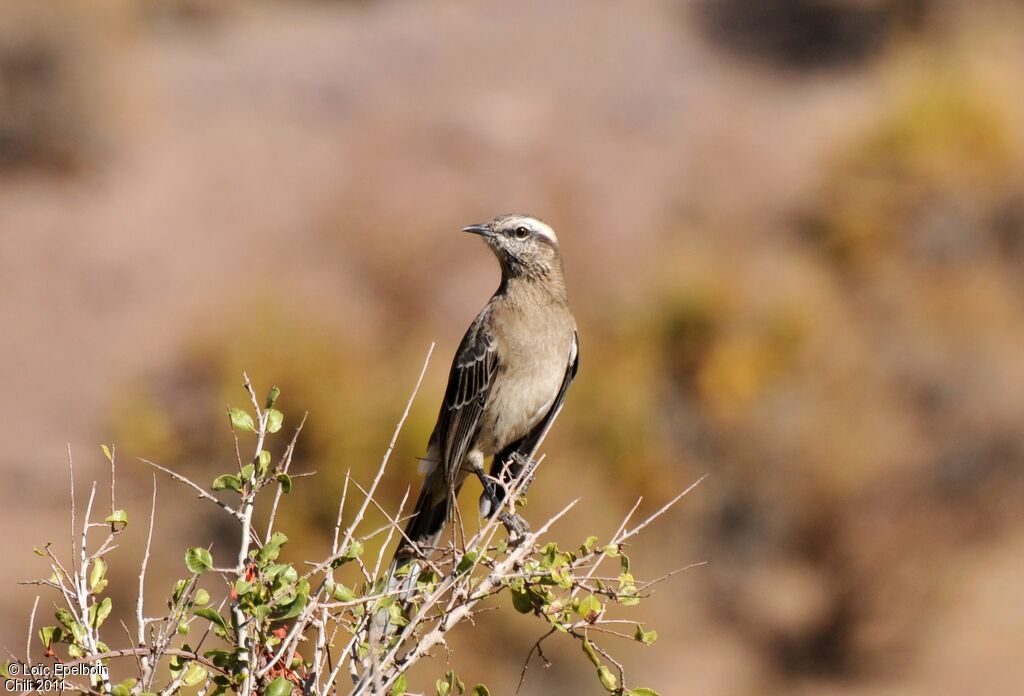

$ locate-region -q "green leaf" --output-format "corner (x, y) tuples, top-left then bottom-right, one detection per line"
(626, 688), (661, 696)
(169, 648), (187, 675)
(620, 552), (631, 574)
(597, 665), (617, 692)
(209, 679), (230, 696)
(112, 683), (131, 696)
(576, 594), (603, 623)
(258, 532), (289, 564)
(272, 579), (309, 622)
(539, 542), (560, 569)
(172, 656), (191, 678)
(511, 585), (533, 614)
(580, 535), (599, 554)
(185, 547), (214, 574)
(268, 563), (298, 588)
(229, 407), (256, 433)
(257, 450), (272, 477)
(39, 626), (63, 648)
(472, 686), (490, 696)
(69, 620), (87, 645)
(171, 579), (190, 606)
(67, 643), (83, 658)
(101, 444), (114, 462)
(276, 473), (292, 494)
(204, 649), (235, 670)
(265, 385), (280, 409)
(55, 607), (76, 632)
(194, 588), (210, 606)
(618, 571), (640, 606)
(212, 474), (242, 492)
(265, 676), (292, 696)
(387, 601), (408, 628)
(602, 544), (620, 558)
(240, 464), (255, 481)
(390, 673), (407, 696)
(182, 663), (208, 687)
(331, 540), (362, 567)
(194, 607), (229, 637)
(105, 509), (128, 527)
(90, 597), (112, 628)
(266, 408), (284, 434)
(634, 625), (657, 646)
(550, 565), (573, 589)
(582, 636), (601, 668)
(330, 583), (358, 602)
(416, 569), (439, 593)
(436, 670), (464, 696)
(456, 551), (478, 575)
(89, 558), (108, 594)
(177, 620), (189, 636)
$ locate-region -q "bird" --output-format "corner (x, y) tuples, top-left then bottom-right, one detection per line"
(394, 213), (579, 567)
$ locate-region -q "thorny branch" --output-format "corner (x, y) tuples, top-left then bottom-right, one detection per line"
(7, 354), (702, 696)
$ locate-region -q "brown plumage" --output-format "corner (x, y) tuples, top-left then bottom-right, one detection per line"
(394, 214), (579, 566)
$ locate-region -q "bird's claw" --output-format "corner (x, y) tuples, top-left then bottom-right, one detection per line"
(499, 511), (531, 543)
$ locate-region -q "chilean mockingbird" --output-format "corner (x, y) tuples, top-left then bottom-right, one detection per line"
(394, 213), (579, 565)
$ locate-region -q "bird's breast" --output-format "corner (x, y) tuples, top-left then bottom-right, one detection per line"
(479, 310), (575, 453)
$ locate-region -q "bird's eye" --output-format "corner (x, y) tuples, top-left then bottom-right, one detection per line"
(513, 226), (530, 240)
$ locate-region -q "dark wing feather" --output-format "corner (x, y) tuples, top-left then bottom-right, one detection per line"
(436, 305), (500, 487)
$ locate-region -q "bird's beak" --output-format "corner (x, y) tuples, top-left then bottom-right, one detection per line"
(462, 224), (491, 237)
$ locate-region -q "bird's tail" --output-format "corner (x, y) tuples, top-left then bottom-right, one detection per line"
(391, 469), (452, 574)
(373, 471), (455, 634)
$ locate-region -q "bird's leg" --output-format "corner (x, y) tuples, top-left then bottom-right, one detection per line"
(494, 451), (540, 543)
(472, 462), (499, 509)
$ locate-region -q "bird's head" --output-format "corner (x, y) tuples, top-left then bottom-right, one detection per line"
(462, 214), (562, 283)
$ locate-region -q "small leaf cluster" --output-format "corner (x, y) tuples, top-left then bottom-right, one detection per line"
(503, 538), (661, 695)
(36, 527), (119, 661)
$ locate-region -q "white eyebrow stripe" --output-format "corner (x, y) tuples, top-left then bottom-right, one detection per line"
(531, 222), (558, 243)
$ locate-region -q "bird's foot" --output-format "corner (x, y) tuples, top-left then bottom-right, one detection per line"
(473, 464), (501, 513)
(499, 511), (531, 543)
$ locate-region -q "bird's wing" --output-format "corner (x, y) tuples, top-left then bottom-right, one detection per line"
(436, 305), (500, 487)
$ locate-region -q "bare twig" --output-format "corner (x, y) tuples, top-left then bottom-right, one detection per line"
(140, 459), (241, 520)
(265, 412), (308, 540)
(338, 343), (433, 559)
(136, 476), (157, 689)
(619, 474), (708, 544)
(68, 445), (77, 576)
(26, 595), (39, 666)
(109, 445), (116, 527)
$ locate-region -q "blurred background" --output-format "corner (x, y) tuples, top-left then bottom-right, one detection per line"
(3, 0), (1024, 693)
